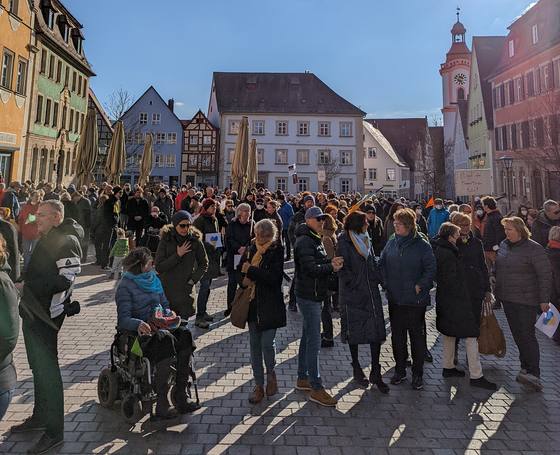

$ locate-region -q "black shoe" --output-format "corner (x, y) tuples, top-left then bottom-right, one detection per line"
(223, 308), (231, 317)
(285, 257), (291, 262)
(470, 376), (497, 390)
(405, 358), (412, 367)
(442, 368), (466, 378)
(288, 303), (297, 312)
(352, 369), (370, 388)
(321, 339), (334, 348)
(332, 305), (340, 312)
(173, 389), (200, 414)
(27, 433), (64, 454)
(425, 350), (433, 363)
(411, 374), (423, 390)
(152, 406), (180, 421)
(390, 372), (405, 385)
(492, 301), (502, 310)
(10, 417), (46, 433)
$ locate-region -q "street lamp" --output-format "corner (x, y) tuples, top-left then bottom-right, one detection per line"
(499, 155), (514, 211)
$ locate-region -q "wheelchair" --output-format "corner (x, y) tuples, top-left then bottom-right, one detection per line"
(97, 328), (200, 424)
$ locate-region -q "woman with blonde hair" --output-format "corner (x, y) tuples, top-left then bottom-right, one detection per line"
(320, 213), (338, 348)
(493, 216), (552, 391)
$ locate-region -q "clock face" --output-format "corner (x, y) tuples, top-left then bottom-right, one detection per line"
(454, 73), (467, 85)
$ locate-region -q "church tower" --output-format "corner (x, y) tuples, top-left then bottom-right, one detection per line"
(440, 9), (471, 143)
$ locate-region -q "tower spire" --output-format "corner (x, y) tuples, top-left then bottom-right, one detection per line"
(457, 6), (460, 22)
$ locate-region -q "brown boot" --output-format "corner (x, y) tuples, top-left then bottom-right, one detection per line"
(266, 371), (278, 397)
(248, 385), (264, 404)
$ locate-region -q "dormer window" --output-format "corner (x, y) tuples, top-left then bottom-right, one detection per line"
(71, 28), (84, 55)
(47, 9), (55, 29)
(532, 25), (538, 44)
(508, 40), (514, 57)
(63, 25), (70, 42)
(75, 38), (82, 54)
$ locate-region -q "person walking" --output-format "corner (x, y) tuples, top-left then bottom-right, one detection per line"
(109, 228), (130, 280)
(10, 200), (82, 454)
(492, 216), (552, 391)
(337, 211), (390, 393)
(294, 206), (343, 406)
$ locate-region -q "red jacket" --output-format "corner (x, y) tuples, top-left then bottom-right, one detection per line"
(175, 191), (188, 212)
(0, 189), (5, 206)
(18, 203), (40, 240)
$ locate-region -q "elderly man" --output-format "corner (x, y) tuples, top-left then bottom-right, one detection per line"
(10, 200), (82, 454)
(532, 199), (560, 248)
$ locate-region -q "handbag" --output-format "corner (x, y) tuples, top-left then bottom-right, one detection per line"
(478, 301), (506, 358)
(230, 286), (252, 329)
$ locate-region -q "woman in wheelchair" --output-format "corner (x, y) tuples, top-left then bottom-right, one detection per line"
(116, 247), (198, 420)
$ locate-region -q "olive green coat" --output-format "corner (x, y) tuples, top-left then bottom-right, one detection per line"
(155, 224), (208, 319)
(193, 214), (221, 281)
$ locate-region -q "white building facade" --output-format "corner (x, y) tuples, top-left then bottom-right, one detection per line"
(208, 72), (365, 194)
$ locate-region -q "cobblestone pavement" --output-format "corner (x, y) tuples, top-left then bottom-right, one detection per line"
(1, 253), (559, 455)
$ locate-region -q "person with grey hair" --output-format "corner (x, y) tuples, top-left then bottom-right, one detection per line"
(224, 203), (254, 317)
(238, 219), (286, 404)
(10, 199), (83, 454)
(531, 199), (560, 248)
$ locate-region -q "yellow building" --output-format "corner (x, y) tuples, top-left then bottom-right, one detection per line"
(0, 0), (36, 183)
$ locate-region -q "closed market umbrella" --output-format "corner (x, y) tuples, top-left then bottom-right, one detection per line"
(246, 138), (258, 193)
(104, 120), (126, 185)
(138, 133), (153, 187)
(75, 108), (98, 187)
(231, 116), (249, 196)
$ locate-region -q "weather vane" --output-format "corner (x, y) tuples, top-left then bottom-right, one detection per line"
(457, 6), (460, 21)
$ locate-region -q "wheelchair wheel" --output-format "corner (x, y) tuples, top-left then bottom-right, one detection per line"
(121, 394), (143, 424)
(98, 368), (118, 408)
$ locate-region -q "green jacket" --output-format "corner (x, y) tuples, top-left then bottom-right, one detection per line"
(193, 214), (221, 281)
(155, 224), (208, 319)
(110, 238), (129, 258)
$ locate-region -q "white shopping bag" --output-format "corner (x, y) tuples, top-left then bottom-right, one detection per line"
(535, 303), (559, 338)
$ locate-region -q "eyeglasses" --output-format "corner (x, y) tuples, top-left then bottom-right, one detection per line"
(393, 222), (403, 227)
(226, 205), (233, 208)
(366, 211), (375, 215)
(177, 223), (190, 229)
(458, 223), (471, 227)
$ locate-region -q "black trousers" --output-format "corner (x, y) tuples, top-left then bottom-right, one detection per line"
(80, 228), (90, 262)
(22, 313), (65, 438)
(321, 294), (334, 340)
(388, 302), (426, 376)
(349, 342), (382, 380)
(503, 301), (541, 377)
(282, 230), (291, 259)
(97, 225), (116, 268)
(227, 270), (237, 310)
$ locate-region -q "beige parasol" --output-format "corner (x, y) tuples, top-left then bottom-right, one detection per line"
(138, 133), (153, 187)
(230, 116), (250, 196)
(246, 138), (258, 193)
(104, 120), (127, 185)
(75, 108), (98, 187)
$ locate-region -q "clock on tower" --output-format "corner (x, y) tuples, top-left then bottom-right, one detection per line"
(454, 73), (467, 85)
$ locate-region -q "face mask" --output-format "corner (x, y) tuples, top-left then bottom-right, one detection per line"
(521, 210), (528, 216)
(416, 209), (422, 215)
(151, 212), (158, 218)
(476, 210), (483, 216)
(30, 201), (37, 206)
(256, 204), (263, 210)
(435, 205), (443, 210)
(182, 188), (187, 192)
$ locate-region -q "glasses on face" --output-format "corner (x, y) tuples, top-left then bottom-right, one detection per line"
(366, 211), (375, 215)
(177, 223), (190, 229)
(226, 205), (233, 208)
(458, 223), (471, 227)
(315, 217), (325, 223)
(554, 210), (560, 215)
(393, 222), (403, 227)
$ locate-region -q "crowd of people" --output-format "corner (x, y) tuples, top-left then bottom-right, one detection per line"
(1, 177), (559, 452)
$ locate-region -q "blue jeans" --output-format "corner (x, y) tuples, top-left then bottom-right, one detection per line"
(297, 297), (323, 391)
(248, 322), (276, 386)
(22, 238), (38, 266)
(196, 279), (212, 319)
(0, 389), (14, 422)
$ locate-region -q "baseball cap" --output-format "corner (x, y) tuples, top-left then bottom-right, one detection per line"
(305, 206), (325, 220)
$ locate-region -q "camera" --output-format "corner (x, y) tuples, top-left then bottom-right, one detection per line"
(64, 300), (81, 317)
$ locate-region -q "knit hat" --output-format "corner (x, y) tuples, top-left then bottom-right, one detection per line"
(303, 194), (315, 204)
(172, 210), (193, 227)
(202, 198), (215, 210)
(113, 186), (122, 195)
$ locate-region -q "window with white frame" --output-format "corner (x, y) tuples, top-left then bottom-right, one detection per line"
(368, 147), (377, 158)
(340, 179), (350, 193)
(319, 122), (330, 136)
(340, 150), (352, 165)
(387, 168), (396, 180)
(318, 149), (330, 164)
(1, 50), (14, 90)
(15, 58), (27, 95)
(253, 121), (264, 135)
(203, 135), (212, 145)
(227, 149), (234, 163)
(139, 113), (148, 124)
(9, 0), (19, 15)
(532, 24), (538, 44)
(257, 149), (264, 164)
(369, 168), (377, 180)
(134, 133), (144, 144)
(167, 132), (177, 144)
(276, 178), (287, 192)
(229, 120), (239, 134)
(189, 135), (198, 145)
(298, 121), (309, 136)
(297, 178), (308, 192)
(340, 122), (352, 137)
(297, 149), (309, 164)
(166, 155), (175, 168)
(125, 131), (133, 143)
(275, 149), (287, 163)
(155, 154), (165, 167)
(156, 132), (166, 144)
(152, 113), (161, 125)
(276, 121), (288, 135)
(509, 40), (514, 58)
(188, 155), (197, 168)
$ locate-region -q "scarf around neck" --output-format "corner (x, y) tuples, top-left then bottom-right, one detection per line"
(350, 231), (371, 260)
(122, 270), (164, 294)
(244, 239), (273, 299)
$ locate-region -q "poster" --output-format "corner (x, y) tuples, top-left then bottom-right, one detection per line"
(205, 233), (223, 248)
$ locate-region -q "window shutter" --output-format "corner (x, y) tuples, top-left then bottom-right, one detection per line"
(536, 67), (541, 93)
(502, 126), (508, 150)
(509, 81), (515, 104)
(522, 121), (530, 148)
(492, 87), (497, 109)
(548, 62), (554, 89)
(499, 85), (505, 107)
(519, 76), (524, 100)
(495, 128), (501, 151)
(511, 124), (517, 150)
(536, 118), (544, 147)
(527, 72), (534, 97)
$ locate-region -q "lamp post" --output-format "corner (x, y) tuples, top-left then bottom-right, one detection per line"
(499, 155), (514, 211)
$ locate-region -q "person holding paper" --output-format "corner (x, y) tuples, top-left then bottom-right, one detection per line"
(492, 216), (552, 391)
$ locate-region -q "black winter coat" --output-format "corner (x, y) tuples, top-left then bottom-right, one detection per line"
(154, 196), (173, 221)
(62, 200), (79, 223)
(531, 210), (560, 248)
(75, 197), (92, 230)
(434, 238), (479, 338)
(100, 195), (120, 229)
(456, 232), (491, 301)
(482, 210), (505, 252)
(225, 219), (253, 272)
(238, 242), (286, 331)
(494, 238), (552, 306)
(546, 244), (560, 304)
(367, 216), (385, 256)
(0, 219), (19, 281)
(288, 208), (306, 245)
(336, 232), (386, 345)
(127, 197), (150, 229)
(294, 224), (333, 302)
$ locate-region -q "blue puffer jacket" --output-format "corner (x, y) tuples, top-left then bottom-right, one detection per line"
(116, 276), (171, 332)
(379, 230), (436, 306)
(278, 201), (294, 231)
(427, 207), (450, 238)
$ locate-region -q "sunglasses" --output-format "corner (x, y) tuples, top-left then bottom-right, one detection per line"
(226, 205), (233, 208)
(177, 223), (190, 229)
(554, 210), (560, 215)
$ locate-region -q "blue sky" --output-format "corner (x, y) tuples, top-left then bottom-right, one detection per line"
(65, 0), (535, 122)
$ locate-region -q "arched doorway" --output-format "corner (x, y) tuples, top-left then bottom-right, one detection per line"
(532, 170), (544, 208)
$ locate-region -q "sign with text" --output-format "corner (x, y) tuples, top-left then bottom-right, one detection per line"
(455, 169), (491, 196)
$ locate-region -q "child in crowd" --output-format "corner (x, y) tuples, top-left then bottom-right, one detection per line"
(109, 228), (129, 279)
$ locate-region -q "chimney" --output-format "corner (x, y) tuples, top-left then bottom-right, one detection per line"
(168, 98), (174, 112)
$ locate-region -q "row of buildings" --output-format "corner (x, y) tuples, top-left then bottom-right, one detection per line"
(444, 0), (560, 209)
